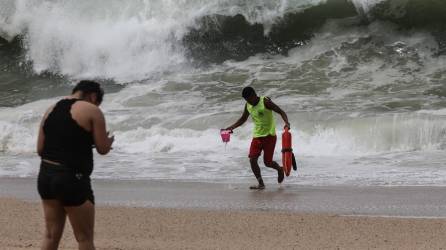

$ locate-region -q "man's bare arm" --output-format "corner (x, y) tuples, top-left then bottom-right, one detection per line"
(264, 97), (290, 129)
(225, 104), (249, 131)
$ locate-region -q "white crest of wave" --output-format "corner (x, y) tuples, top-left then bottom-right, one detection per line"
(350, 0), (387, 16)
(0, 0), (367, 81)
(297, 114), (446, 156)
(0, 0), (196, 81)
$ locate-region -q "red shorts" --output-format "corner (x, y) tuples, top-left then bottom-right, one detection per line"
(248, 135), (277, 165)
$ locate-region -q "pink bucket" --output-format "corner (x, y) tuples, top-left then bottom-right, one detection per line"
(220, 129), (231, 143)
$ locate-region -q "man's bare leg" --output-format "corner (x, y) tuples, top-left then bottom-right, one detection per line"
(265, 161), (284, 183)
(249, 157), (265, 189)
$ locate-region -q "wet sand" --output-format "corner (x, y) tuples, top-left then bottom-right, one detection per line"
(2, 178), (446, 249)
(3, 178), (446, 217)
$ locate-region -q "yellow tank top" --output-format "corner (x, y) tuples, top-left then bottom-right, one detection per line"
(246, 96), (276, 138)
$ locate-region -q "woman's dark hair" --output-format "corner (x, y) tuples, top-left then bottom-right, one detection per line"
(242, 86), (256, 99)
(72, 80), (104, 104)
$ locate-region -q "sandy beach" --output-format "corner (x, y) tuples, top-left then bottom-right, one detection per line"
(2, 178), (446, 249)
(2, 197), (446, 250)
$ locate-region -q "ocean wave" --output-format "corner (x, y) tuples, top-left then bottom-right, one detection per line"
(183, 0), (358, 63)
(0, 0), (444, 80)
(367, 0), (446, 28)
(184, 0), (446, 63)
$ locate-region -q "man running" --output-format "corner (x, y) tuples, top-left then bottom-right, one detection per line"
(225, 87), (290, 189)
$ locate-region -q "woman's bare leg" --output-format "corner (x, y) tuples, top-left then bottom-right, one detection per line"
(41, 200), (66, 250)
(65, 201), (95, 250)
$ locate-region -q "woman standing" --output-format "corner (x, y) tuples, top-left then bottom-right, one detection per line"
(36, 80), (114, 250)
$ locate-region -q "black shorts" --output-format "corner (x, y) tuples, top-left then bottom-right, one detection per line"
(37, 161), (95, 206)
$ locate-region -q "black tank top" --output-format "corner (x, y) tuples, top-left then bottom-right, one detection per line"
(41, 99), (94, 176)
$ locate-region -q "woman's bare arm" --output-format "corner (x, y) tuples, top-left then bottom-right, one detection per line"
(91, 106), (114, 155)
(37, 106), (55, 156)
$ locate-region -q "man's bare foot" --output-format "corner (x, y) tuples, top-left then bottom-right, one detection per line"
(249, 184), (265, 190)
(278, 167), (284, 183)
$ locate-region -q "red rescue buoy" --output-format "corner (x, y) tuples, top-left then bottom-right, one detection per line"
(282, 127), (293, 176)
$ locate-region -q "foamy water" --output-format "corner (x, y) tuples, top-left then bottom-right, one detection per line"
(0, 0), (446, 186)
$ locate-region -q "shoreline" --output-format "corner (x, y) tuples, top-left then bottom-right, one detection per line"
(3, 177), (446, 217)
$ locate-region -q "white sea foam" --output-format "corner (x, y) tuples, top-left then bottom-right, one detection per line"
(98, 80), (446, 157)
(1, 0), (446, 185)
(0, 0), (403, 82)
(1, 79), (446, 184)
(0, 0), (330, 81)
(350, 0), (387, 16)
